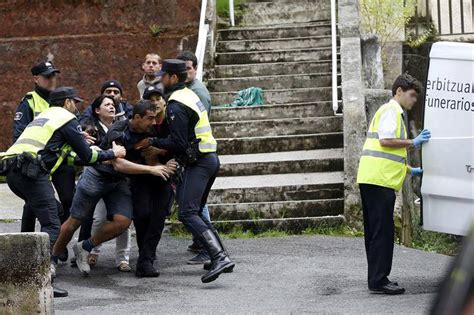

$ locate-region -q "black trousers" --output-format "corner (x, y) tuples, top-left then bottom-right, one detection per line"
(21, 164), (76, 232)
(359, 183), (396, 288)
(7, 167), (60, 252)
(131, 176), (174, 266)
(176, 153), (219, 239)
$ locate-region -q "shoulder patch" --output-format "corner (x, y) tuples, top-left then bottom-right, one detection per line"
(77, 125), (83, 133)
(14, 112), (23, 121)
(196, 101), (206, 112)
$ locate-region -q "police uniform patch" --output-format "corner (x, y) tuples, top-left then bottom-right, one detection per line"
(14, 112), (23, 121)
(77, 125), (83, 133)
(196, 101), (205, 112)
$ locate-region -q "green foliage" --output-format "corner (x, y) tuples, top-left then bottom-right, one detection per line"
(149, 24), (161, 37)
(216, 0), (247, 20)
(0, 176), (5, 183)
(359, 0), (416, 49)
(406, 23), (437, 48)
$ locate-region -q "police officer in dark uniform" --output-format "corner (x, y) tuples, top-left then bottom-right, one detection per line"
(135, 59), (235, 283)
(1, 87), (126, 297)
(14, 62), (77, 263)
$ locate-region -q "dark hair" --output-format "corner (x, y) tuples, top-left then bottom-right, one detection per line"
(392, 73), (423, 96)
(90, 95), (115, 117)
(176, 72), (188, 83)
(50, 99), (66, 107)
(176, 50), (198, 69)
(133, 100), (157, 118)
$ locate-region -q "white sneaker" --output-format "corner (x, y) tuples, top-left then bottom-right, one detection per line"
(73, 241), (91, 276)
(50, 262), (57, 278)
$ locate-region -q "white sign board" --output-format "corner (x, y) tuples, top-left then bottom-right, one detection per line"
(421, 42), (474, 236)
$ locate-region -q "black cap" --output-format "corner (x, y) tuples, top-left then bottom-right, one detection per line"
(49, 87), (83, 104)
(155, 59), (187, 76)
(100, 80), (123, 95)
(31, 61), (60, 76)
(143, 85), (164, 100)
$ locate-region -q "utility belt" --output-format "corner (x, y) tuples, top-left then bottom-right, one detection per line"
(176, 139), (203, 167)
(0, 152), (48, 178)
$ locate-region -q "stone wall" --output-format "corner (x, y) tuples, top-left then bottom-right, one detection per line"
(0, 0), (200, 150)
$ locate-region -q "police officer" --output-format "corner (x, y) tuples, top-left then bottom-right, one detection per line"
(14, 62), (77, 263)
(135, 59), (235, 283)
(357, 73), (431, 294)
(1, 87), (126, 297)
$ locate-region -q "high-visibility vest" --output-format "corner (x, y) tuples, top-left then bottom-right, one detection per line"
(25, 91), (50, 118)
(357, 100), (408, 191)
(168, 87), (217, 153)
(1, 106), (95, 174)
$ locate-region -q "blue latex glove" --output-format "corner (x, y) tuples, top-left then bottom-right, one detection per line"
(413, 129), (431, 147)
(411, 167), (423, 176)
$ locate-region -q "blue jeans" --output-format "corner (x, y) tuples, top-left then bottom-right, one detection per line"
(201, 204), (211, 222)
(177, 153), (219, 238)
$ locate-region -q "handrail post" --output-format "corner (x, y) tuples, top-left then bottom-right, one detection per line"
(229, 0), (235, 27)
(331, 0), (339, 114)
(195, 0), (208, 81)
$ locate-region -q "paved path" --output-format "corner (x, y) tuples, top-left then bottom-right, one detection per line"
(0, 218), (450, 314)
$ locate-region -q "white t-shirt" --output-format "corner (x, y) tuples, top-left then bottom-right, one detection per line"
(378, 99), (404, 139)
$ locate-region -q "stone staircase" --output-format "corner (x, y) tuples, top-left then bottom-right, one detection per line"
(207, 0), (344, 232)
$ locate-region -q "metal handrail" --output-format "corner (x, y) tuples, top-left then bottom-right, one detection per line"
(195, 0), (209, 81)
(229, 0), (235, 27)
(331, 0), (339, 115)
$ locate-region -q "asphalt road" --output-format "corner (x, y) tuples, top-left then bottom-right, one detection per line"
(0, 220), (451, 314)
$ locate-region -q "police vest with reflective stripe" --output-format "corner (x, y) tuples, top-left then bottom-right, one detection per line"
(26, 91), (50, 118)
(1, 107), (79, 174)
(357, 100), (408, 191)
(168, 87), (217, 153)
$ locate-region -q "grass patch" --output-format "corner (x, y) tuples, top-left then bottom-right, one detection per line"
(169, 223), (363, 239)
(410, 225), (461, 256)
(0, 219), (17, 223)
(0, 176), (5, 184)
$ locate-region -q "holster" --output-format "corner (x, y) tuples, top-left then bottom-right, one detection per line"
(16, 152), (48, 179)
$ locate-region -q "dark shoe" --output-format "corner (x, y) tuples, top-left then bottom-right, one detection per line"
(187, 250), (211, 265)
(200, 230), (235, 283)
(135, 263), (160, 278)
(369, 283), (405, 295)
(58, 249), (69, 263)
(188, 241), (203, 253)
(53, 285), (68, 298)
(203, 261), (234, 273)
(70, 257), (77, 268)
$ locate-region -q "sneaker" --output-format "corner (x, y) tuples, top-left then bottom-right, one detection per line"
(87, 253), (99, 267)
(73, 241), (91, 276)
(187, 241), (203, 253)
(187, 250), (211, 265)
(50, 262), (57, 279)
(117, 261), (131, 272)
(70, 256), (77, 268)
(58, 249), (69, 263)
(53, 285), (68, 298)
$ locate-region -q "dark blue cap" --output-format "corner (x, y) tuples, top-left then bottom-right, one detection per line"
(31, 61), (60, 76)
(155, 59), (187, 77)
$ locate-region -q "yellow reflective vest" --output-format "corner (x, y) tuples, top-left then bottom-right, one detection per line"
(1, 106), (87, 174)
(25, 91), (50, 118)
(357, 100), (408, 191)
(168, 87), (217, 153)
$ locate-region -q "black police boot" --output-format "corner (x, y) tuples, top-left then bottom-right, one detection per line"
(203, 230), (234, 273)
(135, 261), (160, 278)
(200, 230), (235, 283)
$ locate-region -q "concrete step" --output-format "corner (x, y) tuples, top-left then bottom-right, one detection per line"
(209, 198), (343, 221)
(214, 60), (336, 78)
(210, 171), (344, 202)
(218, 148), (344, 176)
(208, 72), (339, 92)
(240, 1), (331, 26)
(216, 47), (335, 65)
(218, 22), (331, 41)
(212, 116), (342, 138)
(210, 102), (338, 122)
(211, 87), (338, 106)
(217, 35), (332, 53)
(217, 132), (343, 154)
